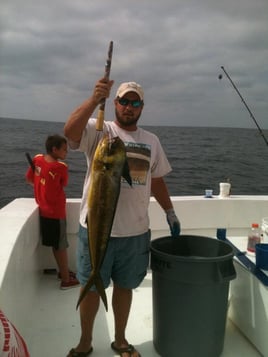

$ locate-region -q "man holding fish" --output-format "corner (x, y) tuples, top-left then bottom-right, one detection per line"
(64, 78), (180, 357)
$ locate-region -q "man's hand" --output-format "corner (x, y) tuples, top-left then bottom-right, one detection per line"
(166, 208), (181, 238)
(92, 78), (114, 105)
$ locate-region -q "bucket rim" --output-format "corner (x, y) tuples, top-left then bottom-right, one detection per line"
(256, 243), (268, 250)
(150, 235), (234, 263)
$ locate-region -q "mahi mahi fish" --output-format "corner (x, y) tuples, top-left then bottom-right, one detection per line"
(76, 135), (132, 311)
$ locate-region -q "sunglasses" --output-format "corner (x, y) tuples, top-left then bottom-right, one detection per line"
(117, 97), (143, 108)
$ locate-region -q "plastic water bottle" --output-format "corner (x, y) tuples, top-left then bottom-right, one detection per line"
(247, 223), (261, 254)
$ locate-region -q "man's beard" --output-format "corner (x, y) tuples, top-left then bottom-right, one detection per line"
(115, 108), (141, 127)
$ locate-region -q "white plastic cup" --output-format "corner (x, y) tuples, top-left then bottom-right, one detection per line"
(219, 182), (231, 198)
(261, 217), (268, 243)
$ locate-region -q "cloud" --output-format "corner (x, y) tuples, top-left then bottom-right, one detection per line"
(1, 0), (268, 127)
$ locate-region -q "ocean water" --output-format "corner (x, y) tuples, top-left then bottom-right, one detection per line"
(1, 117), (268, 209)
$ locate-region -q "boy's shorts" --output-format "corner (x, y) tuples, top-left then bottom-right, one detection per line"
(40, 216), (69, 250)
(76, 225), (151, 290)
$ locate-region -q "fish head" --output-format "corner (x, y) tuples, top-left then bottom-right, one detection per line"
(93, 135), (132, 186)
(95, 135), (126, 164)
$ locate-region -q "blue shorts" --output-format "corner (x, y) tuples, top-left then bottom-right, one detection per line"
(76, 225), (151, 290)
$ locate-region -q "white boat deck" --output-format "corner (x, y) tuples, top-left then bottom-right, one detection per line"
(2, 197), (268, 356)
(25, 269), (262, 357)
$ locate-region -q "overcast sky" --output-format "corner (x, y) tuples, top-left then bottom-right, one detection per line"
(1, 0), (268, 128)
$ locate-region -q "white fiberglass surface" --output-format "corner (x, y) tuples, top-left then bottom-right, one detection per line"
(24, 271), (261, 357)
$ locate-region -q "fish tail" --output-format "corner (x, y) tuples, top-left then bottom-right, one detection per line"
(76, 272), (108, 311)
(95, 274), (108, 311)
(76, 273), (95, 310)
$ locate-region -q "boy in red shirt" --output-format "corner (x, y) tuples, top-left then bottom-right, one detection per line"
(26, 134), (79, 289)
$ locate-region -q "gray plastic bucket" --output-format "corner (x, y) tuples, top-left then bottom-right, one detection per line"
(150, 235), (236, 357)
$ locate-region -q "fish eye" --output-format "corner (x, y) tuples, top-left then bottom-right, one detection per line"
(104, 163), (111, 170)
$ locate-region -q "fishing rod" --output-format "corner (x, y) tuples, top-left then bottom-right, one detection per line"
(219, 65), (268, 147)
(25, 152), (35, 172)
(95, 41), (113, 131)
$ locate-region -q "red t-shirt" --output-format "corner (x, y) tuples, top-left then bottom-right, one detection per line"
(26, 154), (68, 219)
(0, 310), (30, 357)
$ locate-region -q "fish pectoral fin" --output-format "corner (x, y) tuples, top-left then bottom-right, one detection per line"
(95, 274), (108, 312)
(122, 160), (132, 187)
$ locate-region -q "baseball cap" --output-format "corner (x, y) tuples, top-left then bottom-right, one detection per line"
(116, 82), (144, 101)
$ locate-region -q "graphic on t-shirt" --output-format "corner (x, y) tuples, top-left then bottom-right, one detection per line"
(123, 142), (151, 185)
